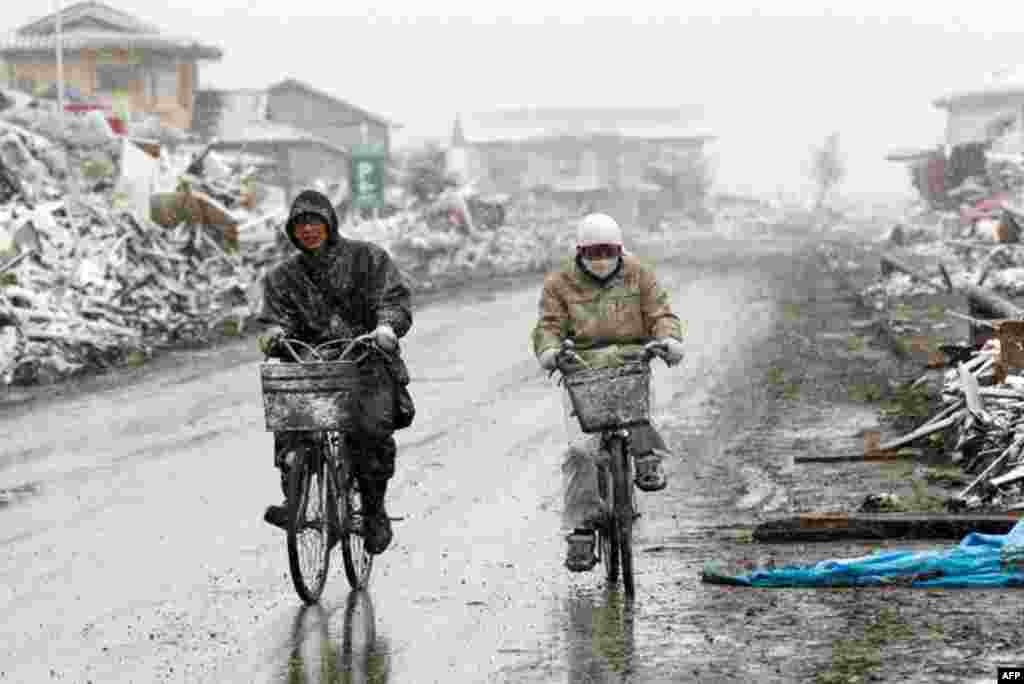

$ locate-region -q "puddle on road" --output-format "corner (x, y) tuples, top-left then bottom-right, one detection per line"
(276, 590), (394, 684)
(499, 583), (712, 683)
(0, 481), (41, 509)
(0, 443), (51, 470)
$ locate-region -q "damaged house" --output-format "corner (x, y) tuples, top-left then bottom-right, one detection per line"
(0, 1), (222, 131)
(889, 66), (1024, 214)
(192, 79), (402, 205)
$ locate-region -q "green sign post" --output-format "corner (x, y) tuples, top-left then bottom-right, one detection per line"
(349, 143), (387, 210)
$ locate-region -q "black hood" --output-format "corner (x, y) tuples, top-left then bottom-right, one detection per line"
(285, 189), (340, 254)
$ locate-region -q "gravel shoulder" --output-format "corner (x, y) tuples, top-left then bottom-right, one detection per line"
(646, 232), (1024, 684)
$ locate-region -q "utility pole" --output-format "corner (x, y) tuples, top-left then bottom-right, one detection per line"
(55, 0), (81, 215)
(55, 0), (64, 129)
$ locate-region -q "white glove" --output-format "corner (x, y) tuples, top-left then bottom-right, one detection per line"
(374, 324), (398, 352)
(659, 338), (685, 366)
(539, 348), (560, 371)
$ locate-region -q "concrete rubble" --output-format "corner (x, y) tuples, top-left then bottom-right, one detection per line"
(844, 173), (1024, 512)
(1, 100), (756, 389)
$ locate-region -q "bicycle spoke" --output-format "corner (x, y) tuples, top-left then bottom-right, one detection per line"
(287, 457), (330, 603)
(341, 477), (373, 588)
(298, 470), (327, 582)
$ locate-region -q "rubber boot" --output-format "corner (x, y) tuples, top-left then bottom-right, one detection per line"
(263, 459), (293, 530)
(360, 478), (393, 555)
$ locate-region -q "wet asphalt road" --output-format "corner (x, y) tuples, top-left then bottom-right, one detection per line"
(0, 235), (802, 683)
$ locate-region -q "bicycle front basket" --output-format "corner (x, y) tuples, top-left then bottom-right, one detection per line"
(260, 361), (361, 431)
(563, 362), (651, 433)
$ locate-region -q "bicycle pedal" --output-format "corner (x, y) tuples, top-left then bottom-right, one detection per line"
(388, 516), (405, 522)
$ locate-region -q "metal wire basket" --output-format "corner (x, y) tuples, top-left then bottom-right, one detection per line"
(563, 362), (652, 433)
(260, 360), (362, 432)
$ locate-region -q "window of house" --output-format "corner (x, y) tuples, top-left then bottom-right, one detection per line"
(147, 66), (177, 100)
(15, 77), (36, 94)
(96, 63), (136, 93)
(556, 151), (582, 177)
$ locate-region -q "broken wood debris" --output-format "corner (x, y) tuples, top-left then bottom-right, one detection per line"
(833, 342), (1024, 511)
(753, 512), (1020, 543)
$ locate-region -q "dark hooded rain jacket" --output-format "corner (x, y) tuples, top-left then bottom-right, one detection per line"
(260, 190), (412, 380)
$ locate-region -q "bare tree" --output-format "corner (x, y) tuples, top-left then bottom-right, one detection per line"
(396, 140), (449, 205)
(808, 132), (846, 213)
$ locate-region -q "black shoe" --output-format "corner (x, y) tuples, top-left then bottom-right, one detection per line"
(263, 504), (288, 530)
(363, 511), (393, 555)
(634, 451), (668, 492)
(565, 529), (598, 572)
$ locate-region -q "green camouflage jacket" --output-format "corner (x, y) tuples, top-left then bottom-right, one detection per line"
(530, 254), (685, 366)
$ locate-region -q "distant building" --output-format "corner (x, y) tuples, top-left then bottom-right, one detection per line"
(888, 67), (1024, 208)
(447, 107), (714, 220)
(193, 80), (401, 204)
(266, 78), (400, 157)
(933, 67), (1024, 149)
(0, 1), (222, 130)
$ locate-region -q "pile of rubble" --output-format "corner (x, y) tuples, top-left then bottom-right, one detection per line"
(871, 343), (1024, 512)
(867, 140), (1024, 304)
(0, 114), (580, 387)
(0, 198), (259, 386)
(0, 94), (755, 387)
(0, 114), (269, 386)
(343, 209), (578, 288)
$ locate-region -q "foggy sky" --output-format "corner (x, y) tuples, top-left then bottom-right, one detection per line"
(11, 2), (1024, 201)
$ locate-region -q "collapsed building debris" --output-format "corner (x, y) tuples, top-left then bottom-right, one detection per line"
(0, 91), (764, 389)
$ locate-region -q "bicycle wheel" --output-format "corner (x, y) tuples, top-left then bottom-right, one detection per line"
(287, 445), (331, 604)
(332, 437), (374, 588)
(608, 437), (635, 597)
(597, 465), (619, 584)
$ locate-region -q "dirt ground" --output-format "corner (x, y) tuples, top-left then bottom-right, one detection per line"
(639, 234), (1024, 684)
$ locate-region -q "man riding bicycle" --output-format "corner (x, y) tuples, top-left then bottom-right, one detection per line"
(257, 189), (413, 555)
(531, 213), (685, 572)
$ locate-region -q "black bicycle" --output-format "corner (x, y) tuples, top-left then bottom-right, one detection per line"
(553, 339), (669, 597)
(260, 332), (388, 603)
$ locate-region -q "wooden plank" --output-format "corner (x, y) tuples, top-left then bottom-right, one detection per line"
(753, 512), (1022, 543)
(990, 464), (1024, 488)
(796, 451), (919, 464)
(797, 410), (966, 463)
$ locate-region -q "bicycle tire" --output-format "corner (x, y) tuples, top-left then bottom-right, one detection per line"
(597, 465), (619, 584)
(332, 436), (374, 589)
(609, 437), (635, 597)
(287, 446), (331, 604)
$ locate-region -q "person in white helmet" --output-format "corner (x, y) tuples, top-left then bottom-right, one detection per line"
(530, 213), (686, 572)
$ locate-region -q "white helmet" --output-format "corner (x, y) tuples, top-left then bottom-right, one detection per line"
(576, 213), (623, 247)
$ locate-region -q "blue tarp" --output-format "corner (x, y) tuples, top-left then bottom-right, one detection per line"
(702, 520), (1024, 588)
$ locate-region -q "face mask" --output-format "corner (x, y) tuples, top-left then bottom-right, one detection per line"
(582, 257), (619, 278)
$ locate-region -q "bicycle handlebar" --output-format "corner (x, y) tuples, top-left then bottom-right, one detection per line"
(551, 338), (669, 378)
(272, 332), (381, 363)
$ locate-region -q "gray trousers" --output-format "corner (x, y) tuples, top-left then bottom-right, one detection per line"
(562, 422), (668, 530)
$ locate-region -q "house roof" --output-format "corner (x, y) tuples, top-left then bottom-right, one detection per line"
(0, 1), (222, 59)
(455, 107), (714, 145)
(207, 120), (349, 158)
(267, 78), (402, 129)
(934, 65), (1024, 108)
(17, 1), (161, 36)
(884, 146), (940, 162)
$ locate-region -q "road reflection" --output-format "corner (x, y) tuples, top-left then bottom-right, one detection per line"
(282, 590), (391, 684)
(565, 587), (636, 683)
